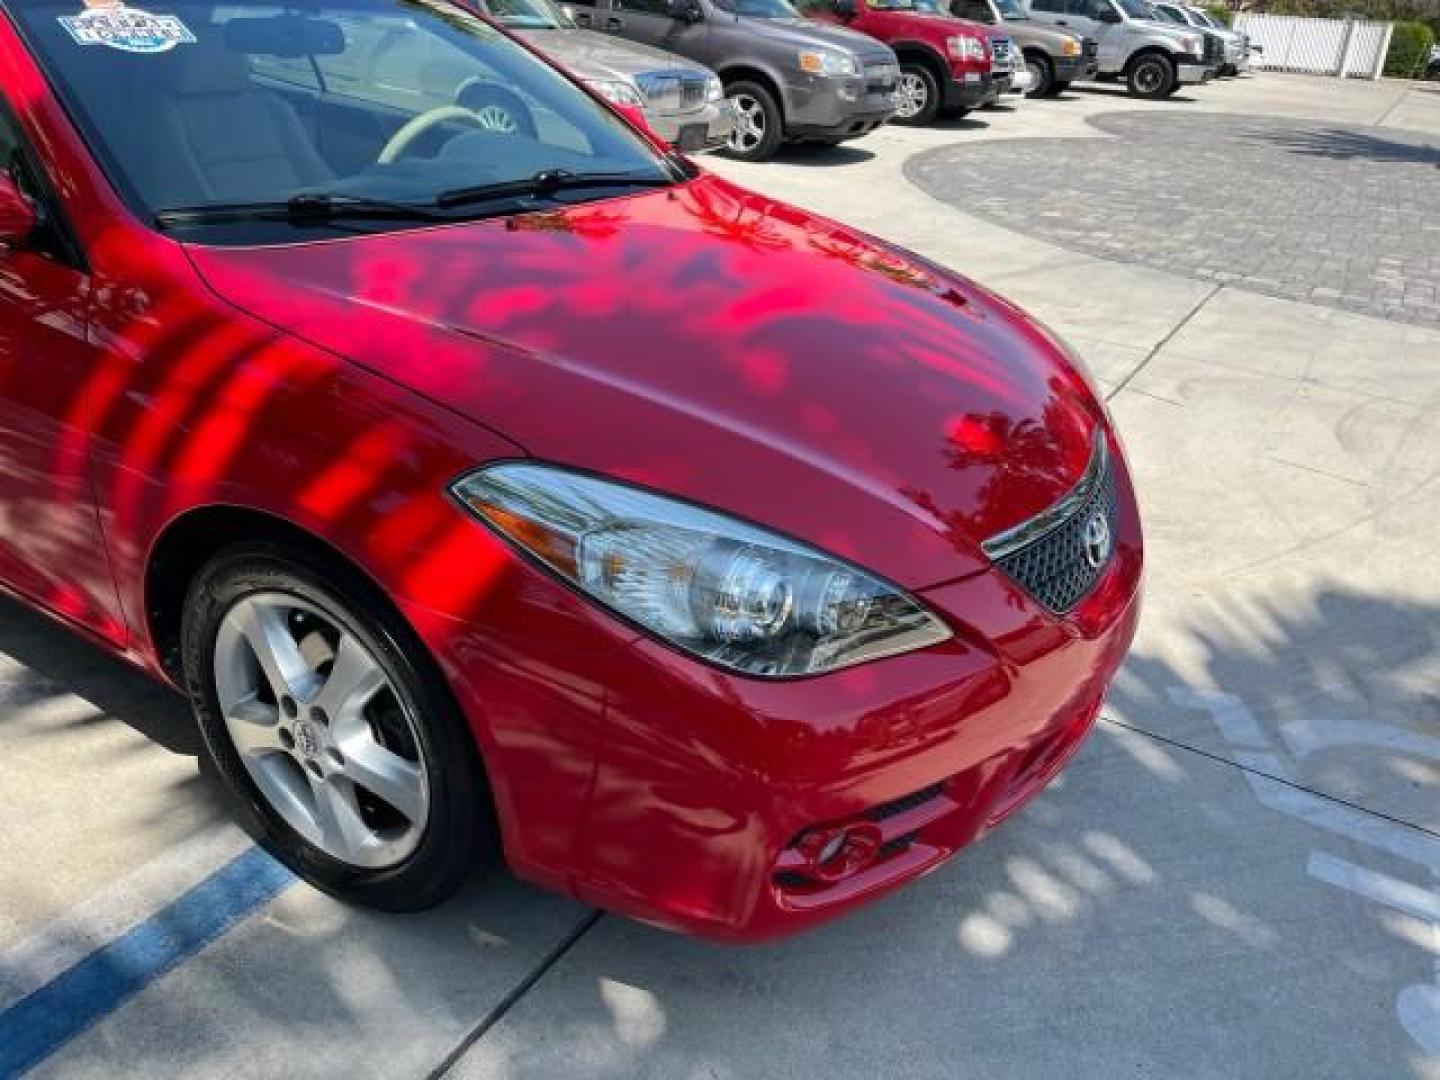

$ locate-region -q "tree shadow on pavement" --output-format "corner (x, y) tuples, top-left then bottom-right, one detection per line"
(1249, 125), (1440, 165)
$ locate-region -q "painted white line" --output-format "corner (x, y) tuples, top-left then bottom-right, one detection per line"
(1307, 852), (1440, 924)
(0, 825), (253, 1011)
(1282, 716), (1440, 764)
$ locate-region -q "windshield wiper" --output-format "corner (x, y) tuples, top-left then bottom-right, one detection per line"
(154, 192), (451, 230)
(436, 169), (673, 210)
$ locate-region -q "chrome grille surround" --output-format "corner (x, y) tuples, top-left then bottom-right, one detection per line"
(982, 432), (1118, 615)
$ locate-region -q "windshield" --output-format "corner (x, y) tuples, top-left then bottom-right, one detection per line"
(13, 0), (671, 238)
(994, 0), (1024, 18)
(1116, 0), (1157, 18)
(1194, 9), (1218, 26)
(480, 0), (573, 28)
(712, 0), (801, 18)
(866, 0), (918, 10)
(1150, 4), (1182, 20)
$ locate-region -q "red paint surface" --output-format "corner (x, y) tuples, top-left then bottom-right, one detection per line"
(0, 11), (1141, 938)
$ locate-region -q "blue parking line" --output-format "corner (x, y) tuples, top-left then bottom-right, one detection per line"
(0, 846), (295, 1078)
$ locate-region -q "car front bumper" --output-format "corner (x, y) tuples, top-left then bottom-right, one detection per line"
(785, 76), (897, 141)
(646, 98), (737, 153)
(945, 72), (1005, 110)
(1053, 53), (1096, 82)
(553, 430), (1144, 940)
(1177, 60), (1215, 84)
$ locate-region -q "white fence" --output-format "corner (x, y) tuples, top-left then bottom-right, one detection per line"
(1234, 12), (1394, 79)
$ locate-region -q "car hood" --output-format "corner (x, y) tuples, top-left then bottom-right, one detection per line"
(512, 27), (708, 80)
(185, 175), (1101, 590)
(734, 16), (895, 61)
(1003, 20), (1082, 48)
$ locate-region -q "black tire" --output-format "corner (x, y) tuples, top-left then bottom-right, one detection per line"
(1126, 52), (1176, 99)
(894, 62), (942, 126)
(1047, 78), (1072, 97)
(181, 541), (495, 911)
(1024, 52), (1053, 98)
(721, 79), (784, 162)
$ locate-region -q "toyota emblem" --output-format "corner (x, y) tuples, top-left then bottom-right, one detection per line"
(1082, 512), (1111, 570)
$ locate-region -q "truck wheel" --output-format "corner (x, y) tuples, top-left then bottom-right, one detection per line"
(894, 63), (941, 126)
(1126, 53), (1176, 99)
(723, 80), (784, 162)
(1024, 53), (1053, 98)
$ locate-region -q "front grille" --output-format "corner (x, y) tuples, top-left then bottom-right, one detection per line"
(1203, 33), (1221, 62)
(1083, 38), (1099, 59)
(865, 61), (898, 92)
(983, 434), (1118, 615)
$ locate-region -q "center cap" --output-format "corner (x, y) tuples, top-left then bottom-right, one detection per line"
(294, 718), (322, 758)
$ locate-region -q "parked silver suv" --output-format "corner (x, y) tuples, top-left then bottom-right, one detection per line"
(475, 0), (735, 150)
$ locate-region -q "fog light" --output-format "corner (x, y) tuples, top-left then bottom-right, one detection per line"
(816, 832), (847, 865)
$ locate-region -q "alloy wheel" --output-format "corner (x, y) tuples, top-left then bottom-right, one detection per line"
(728, 93), (766, 154)
(895, 71), (929, 120)
(1135, 60), (1165, 94)
(213, 592), (430, 870)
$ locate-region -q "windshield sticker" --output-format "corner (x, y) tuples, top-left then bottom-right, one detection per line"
(59, 2), (196, 53)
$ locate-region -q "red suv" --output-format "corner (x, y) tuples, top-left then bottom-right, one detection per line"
(797, 0), (1007, 124)
(0, 0), (1140, 939)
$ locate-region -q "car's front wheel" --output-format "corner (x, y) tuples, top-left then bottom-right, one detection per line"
(1024, 53), (1053, 97)
(894, 63), (942, 126)
(722, 80), (784, 162)
(1126, 53), (1176, 99)
(181, 543), (494, 910)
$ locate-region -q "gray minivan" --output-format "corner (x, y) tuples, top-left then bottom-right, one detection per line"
(566, 0), (900, 161)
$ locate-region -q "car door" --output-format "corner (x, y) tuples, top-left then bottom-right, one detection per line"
(1066, 0), (1120, 67)
(609, 0), (707, 56)
(0, 101), (124, 641)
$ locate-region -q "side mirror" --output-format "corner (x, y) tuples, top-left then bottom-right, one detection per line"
(0, 175), (36, 248)
(833, 0), (857, 15)
(1095, 5), (1121, 20)
(667, 0), (703, 21)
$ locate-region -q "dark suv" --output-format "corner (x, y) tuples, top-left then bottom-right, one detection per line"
(571, 0), (900, 160)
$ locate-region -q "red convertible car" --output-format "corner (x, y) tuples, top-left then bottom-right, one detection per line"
(0, 0), (1140, 939)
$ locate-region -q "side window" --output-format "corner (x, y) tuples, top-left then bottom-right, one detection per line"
(618, 0), (671, 14)
(951, 0), (990, 18)
(1081, 0), (1112, 15)
(791, 0), (830, 12)
(0, 102), (76, 264)
(1031, 0), (1064, 13)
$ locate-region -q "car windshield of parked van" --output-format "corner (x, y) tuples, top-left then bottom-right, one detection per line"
(482, 0), (573, 29)
(712, 0), (801, 18)
(11, 0), (675, 240)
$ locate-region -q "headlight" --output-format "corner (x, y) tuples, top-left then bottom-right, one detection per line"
(1183, 34), (1202, 56)
(705, 74), (723, 102)
(588, 79), (646, 107)
(452, 465), (952, 678)
(946, 35), (988, 62)
(798, 48), (860, 76)
(1061, 37), (1081, 56)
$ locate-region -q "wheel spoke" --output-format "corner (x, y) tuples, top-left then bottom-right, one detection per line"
(231, 598), (313, 702)
(225, 698), (284, 758)
(313, 633), (386, 732)
(340, 739), (426, 824)
(310, 774), (375, 860)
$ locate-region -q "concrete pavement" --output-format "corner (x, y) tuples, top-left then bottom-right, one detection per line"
(3, 73), (1438, 1079)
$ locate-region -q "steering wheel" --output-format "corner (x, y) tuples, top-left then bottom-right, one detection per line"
(378, 106), (491, 164)
(454, 79), (539, 140)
